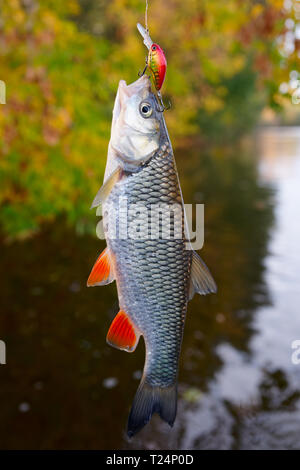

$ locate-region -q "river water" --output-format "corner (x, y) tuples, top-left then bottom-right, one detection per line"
(0, 127), (300, 449)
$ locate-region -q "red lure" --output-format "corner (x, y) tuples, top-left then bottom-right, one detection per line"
(148, 43), (167, 91)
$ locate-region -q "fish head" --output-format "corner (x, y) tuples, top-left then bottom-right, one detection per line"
(110, 75), (161, 169)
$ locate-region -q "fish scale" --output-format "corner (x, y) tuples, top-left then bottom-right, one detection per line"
(105, 140), (191, 387)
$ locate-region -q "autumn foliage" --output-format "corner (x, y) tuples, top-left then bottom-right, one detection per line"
(0, 0), (297, 237)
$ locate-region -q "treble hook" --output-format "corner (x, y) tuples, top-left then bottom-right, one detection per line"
(138, 59), (148, 77)
(156, 92), (171, 112)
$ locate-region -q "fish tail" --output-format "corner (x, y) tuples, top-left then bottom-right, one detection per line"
(127, 378), (177, 437)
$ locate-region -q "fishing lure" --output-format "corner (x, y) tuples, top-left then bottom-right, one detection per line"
(147, 43), (167, 91)
(137, 24), (169, 110)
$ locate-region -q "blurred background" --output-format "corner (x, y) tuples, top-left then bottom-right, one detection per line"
(0, 0), (300, 449)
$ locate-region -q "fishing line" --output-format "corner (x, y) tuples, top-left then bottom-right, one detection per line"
(145, 0), (149, 32)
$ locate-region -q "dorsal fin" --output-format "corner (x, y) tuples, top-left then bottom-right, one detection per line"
(87, 247), (115, 286)
(107, 310), (140, 352)
(189, 250), (217, 300)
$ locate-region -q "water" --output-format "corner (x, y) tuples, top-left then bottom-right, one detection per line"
(0, 127), (299, 449)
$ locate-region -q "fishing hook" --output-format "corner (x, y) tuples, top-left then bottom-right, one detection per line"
(138, 59), (148, 77)
(156, 92), (171, 112)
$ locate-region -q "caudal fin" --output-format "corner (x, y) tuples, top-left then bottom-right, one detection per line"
(127, 379), (177, 437)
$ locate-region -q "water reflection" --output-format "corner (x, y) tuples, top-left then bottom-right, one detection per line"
(0, 127), (300, 449)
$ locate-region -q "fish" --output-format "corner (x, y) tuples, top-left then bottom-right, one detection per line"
(88, 74), (217, 437)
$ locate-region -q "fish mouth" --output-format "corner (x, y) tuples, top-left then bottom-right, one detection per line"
(116, 76), (151, 113)
(118, 75), (151, 99)
(112, 75), (154, 127)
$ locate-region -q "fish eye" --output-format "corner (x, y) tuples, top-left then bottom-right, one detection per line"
(140, 102), (153, 118)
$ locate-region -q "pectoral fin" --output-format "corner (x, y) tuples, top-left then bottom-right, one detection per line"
(189, 250), (217, 300)
(107, 310), (140, 352)
(87, 247), (115, 286)
(91, 166), (122, 209)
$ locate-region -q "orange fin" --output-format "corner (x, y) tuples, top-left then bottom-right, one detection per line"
(87, 247), (115, 287)
(107, 310), (139, 353)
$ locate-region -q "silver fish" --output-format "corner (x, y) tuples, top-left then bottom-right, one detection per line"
(88, 75), (216, 436)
